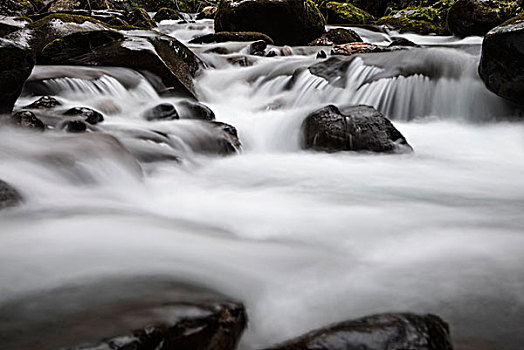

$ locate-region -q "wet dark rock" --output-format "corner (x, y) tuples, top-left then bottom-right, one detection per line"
(324, 2), (375, 25)
(0, 16), (29, 37)
(0, 38), (35, 115)
(215, 0), (326, 45)
(9, 111), (46, 131)
(211, 121), (242, 155)
(309, 28), (363, 46)
(227, 55), (256, 66)
(249, 40), (267, 55)
(23, 96), (62, 109)
(190, 31), (274, 44)
(59, 119), (88, 133)
(64, 107), (104, 124)
(316, 50), (327, 58)
(264, 313), (452, 350)
(142, 103), (179, 121)
(331, 42), (387, 56)
(479, 13), (524, 106)
(178, 100), (215, 120)
(196, 6), (218, 19)
(0, 179), (23, 210)
(153, 7), (180, 22)
(265, 49), (279, 57)
(388, 37), (418, 47)
(127, 7), (156, 29)
(446, 0), (518, 36)
(302, 104), (412, 153)
(205, 46), (231, 54)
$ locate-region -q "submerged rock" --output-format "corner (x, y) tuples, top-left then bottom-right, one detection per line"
(478, 13), (524, 106)
(0, 179), (23, 209)
(264, 313), (452, 350)
(302, 105), (411, 153)
(214, 0), (326, 45)
(59, 119), (88, 133)
(309, 28), (363, 46)
(177, 100), (215, 121)
(142, 103), (179, 121)
(190, 31), (274, 44)
(446, 0), (518, 36)
(0, 38), (35, 115)
(63, 107), (104, 124)
(9, 111), (46, 131)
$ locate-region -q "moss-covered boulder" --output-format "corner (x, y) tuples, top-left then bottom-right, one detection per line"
(377, 6), (445, 34)
(153, 7), (180, 22)
(324, 2), (374, 24)
(309, 28), (363, 45)
(215, 0), (326, 45)
(127, 7), (156, 29)
(0, 0), (44, 16)
(478, 13), (524, 106)
(446, 0), (519, 36)
(0, 38), (34, 114)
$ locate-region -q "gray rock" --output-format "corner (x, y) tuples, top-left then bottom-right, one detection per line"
(0, 179), (23, 209)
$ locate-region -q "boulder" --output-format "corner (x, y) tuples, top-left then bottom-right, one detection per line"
(264, 313), (452, 350)
(9, 111), (46, 131)
(377, 7), (445, 35)
(63, 107), (104, 124)
(142, 103), (179, 121)
(59, 119), (88, 133)
(214, 0), (326, 45)
(309, 28), (362, 46)
(23, 96), (62, 109)
(0, 38), (34, 115)
(190, 31), (274, 44)
(153, 7), (180, 22)
(301, 104), (411, 153)
(127, 7), (156, 29)
(478, 13), (524, 106)
(0, 179), (23, 210)
(446, 0), (519, 36)
(331, 42), (386, 56)
(178, 100), (216, 120)
(249, 39), (267, 55)
(324, 2), (374, 25)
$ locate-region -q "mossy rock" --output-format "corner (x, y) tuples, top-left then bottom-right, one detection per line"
(309, 28), (363, 45)
(377, 6), (445, 34)
(153, 7), (180, 22)
(27, 13), (139, 30)
(325, 2), (375, 24)
(0, 0), (45, 16)
(127, 7), (156, 29)
(446, 0), (519, 36)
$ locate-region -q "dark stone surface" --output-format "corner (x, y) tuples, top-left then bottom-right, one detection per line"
(153, 7), (180, 22)
(0, 0), (44, 16)
(23, 96), (62, 109)
(249, 39), (267, 55)
(446, 0), (517, 36)
(190, 31), (274, 44)
(309, 28), (362, 46)
(127, 7), (156, 29)
(178, 100), (216, 121)
(0, 16), (29, 37)
(478, 14), (524, 106)
(142, 103), (179, 121)
(264, 313), (452, 350)
(302, 104), (411, 153)
(331, 42), (387, 56)
(0, 179), (23, 209)
(59, 119), (88, 133)
(0, 38), (35, 115)
(9, 110), (46, 131)
(215, 0), (326, 45)
(64, 107), (104, 124)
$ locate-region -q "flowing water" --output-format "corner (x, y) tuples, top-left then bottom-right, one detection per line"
(1, 19), (524, 350)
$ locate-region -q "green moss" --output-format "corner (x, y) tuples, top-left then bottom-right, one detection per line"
(13, 16), (32, 22)
(326, 1), (374, 24)
(27, 13), (141, 30)
(377, 6), (445, 34)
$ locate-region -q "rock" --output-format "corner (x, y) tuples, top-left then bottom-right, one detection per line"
(0, 16), (29, 37)
(127, 7), (156, 29)
(266, 49), (279, 57)
(59, 119), (88, 133)
(0, 179), (23, 209)
(190, 31), (274, 44)
(301, 104), (411, 153)
(331, 42), (386, 56)
(142, 103), (179, 121)
(153, 7), (180, 22)
(23, 96), (62, 109)
(324, 2), (374, 25)
(316, 50), (327, 58)
(0, 0), (44, 16)
(210, 121), (242, 155)
(388, 37), (418, 47)
(9, 111), (46, 131)
(178, 100), (215, 120)
(196, 6), (218, 19)
(249, 39), (267, 55)
(63, 107), (104, 124)
(0, 38), (34, 115)
(446, 0), (518, 36)
(215, 0), (326, 45)
(264, 313), (452, 350)
(478, 13), (524, 106)
(378, 7), (445, 35)
(309, 28), (363, 46)
(281, 45), (293, 56)
(358, 0), (389, 18)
